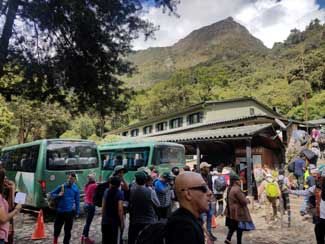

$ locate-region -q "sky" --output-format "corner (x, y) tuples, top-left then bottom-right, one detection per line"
(132, 0), (325, 50)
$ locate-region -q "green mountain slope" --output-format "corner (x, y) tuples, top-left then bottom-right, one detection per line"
(125, 17), (268, 88)
(126, 19), (325, 123)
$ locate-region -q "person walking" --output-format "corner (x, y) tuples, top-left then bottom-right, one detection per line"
(212, 169), (227, 217)
(101, 176), (124, 244)
(0, 169), (22, 244)
(200, 162), (217, 241)
(293, 154), (307, 190)
(128, 171), (160, 244)
(224, 173), (255, 244)
(258, 174), (281, 223)
(301, 165), (317, 216)
(166, 172), (212, 244)
(277, 169), (290, 213)
(81, 173), (97, 244)
(51, 173), (80, 244)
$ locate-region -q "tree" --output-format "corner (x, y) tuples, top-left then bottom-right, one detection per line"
(0, 0), (179, 110)
(9, 97), (71, 143)
(0, 95), (15, 145)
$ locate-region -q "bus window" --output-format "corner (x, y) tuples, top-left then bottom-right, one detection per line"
(2, 145), (39, 172)
(124, 147), (150, 170)
(47, 141), (98, 170)
(101, 150), (120, 170)
(153, 145), (185, 166)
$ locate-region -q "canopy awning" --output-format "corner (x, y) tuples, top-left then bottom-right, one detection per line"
(144, 123), (273, 143)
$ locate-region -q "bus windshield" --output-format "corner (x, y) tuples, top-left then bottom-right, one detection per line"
(101, 147), (150, 171)
(153, 145), (185, 166)
(47, 141), (98, 170)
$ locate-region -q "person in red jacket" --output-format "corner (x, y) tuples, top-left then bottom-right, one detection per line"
(81, 173), (97, 244)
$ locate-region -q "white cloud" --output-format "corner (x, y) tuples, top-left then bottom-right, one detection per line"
(132, 0), (325, 50)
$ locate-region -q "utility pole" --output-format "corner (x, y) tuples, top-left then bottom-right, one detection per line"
(301, 47), (308, 130)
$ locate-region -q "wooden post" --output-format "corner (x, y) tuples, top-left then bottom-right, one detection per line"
(246, 139), (253, 196)
(196, 144), (201, 172)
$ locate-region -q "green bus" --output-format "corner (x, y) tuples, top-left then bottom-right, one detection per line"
(99, 141), (186, 183)
(0, 139), (101, 208)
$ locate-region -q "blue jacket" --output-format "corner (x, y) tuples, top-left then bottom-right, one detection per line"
(51, 182), (80, 215)
(294, 158), (306, 176)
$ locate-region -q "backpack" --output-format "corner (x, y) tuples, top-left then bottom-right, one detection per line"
(287, 162), (295, 173)
(93, 182), (109, 207)
(266, 180), (280, 198)
(214, 175), (227, 192)
(135, 220), (167, 244)
(277, 177), (285, 192)
(47, 184), (64, 210)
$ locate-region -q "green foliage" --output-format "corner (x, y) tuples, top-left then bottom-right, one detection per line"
(288, 91), (325, 120)
(0, 0), (178, 112)
(102, 135), (124, 144)
(126, 19), (325, 123)
(8, 97), (71, 144)
(59, 130), (81, 139)
(71, 114), (97, 139)
(0, 96), (16, 145)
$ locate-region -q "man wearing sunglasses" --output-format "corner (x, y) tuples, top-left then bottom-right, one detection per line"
(166, 172), (212, 244)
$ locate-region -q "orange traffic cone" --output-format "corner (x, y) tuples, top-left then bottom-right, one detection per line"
(31, 209), (46, 239)
(211, 215), (218, 228)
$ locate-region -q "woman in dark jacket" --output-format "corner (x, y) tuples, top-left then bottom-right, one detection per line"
(224, 174), (254, 244)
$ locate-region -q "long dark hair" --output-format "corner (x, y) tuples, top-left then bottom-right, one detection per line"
(0, 169), (6, 194)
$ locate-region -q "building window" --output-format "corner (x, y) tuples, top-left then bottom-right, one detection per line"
(249, 108), (255, 115)
(130, 129), (139, 137)
(170, 117), (183, 129)
(156, 121), (167, 132)
(122, 131), (128, 137)
(143, 125), (153, 135)
(187, 112), (203, 125)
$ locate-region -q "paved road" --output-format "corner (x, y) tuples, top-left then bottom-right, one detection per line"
(13, 195), (315, 244)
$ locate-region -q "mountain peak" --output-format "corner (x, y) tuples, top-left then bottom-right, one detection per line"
(125, 17), (268, 88)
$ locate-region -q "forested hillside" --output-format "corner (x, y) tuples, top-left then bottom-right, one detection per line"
(126, 18), (325, 124)
(1, 17), (324, 146)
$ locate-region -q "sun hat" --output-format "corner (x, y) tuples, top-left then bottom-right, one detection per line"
(200, 162), (211, 169)
(114, 165), (127, 173)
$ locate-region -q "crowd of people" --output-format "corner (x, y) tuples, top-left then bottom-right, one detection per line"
(46, 162), (258, 244)
(0, 156), (324, 244)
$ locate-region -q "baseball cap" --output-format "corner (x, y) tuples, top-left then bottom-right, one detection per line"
(309, 164), (316, 170)
(162, 172), (174, 180)
(200, 162), (211, 169)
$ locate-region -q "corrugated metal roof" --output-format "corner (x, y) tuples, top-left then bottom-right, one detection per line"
(144, 123), (273, 142)
(308, 119), (325, 125)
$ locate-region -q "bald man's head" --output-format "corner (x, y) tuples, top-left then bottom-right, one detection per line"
(175, 172), (205, 193)
(175, 172), (211, 218)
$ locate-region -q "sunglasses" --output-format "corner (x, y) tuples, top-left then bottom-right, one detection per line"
(181, 185), (209, 193)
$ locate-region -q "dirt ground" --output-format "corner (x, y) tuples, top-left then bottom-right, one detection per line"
(13, 194), (317, 244)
